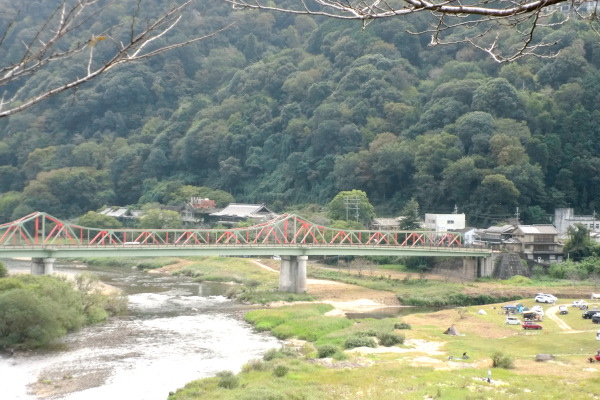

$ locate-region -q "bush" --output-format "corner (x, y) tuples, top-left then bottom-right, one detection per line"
(242, 359), (268, 372)
(355, 329), (378, 337)
(317, 344), (338, 358)
(0, 262), (8, 278)
(263, 346), (298, 361)
(216, 371), (239, 389)
(503, 275), (532, 285)
(394, 322), (411, 330)
(377, 332), (405, 347)
(491, 351), (514, 369)
(344, 336), (377, 349)
(272, 365), (289, 377)
(0, 275), (124, 349)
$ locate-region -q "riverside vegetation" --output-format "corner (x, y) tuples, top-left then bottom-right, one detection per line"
(0, 262), (127, 350)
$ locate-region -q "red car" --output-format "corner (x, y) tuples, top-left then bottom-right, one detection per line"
(522, 321), (543, 330)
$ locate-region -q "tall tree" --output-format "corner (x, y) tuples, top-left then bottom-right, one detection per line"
(564, 223), (596, 261)
(327, 190), (375, 225)
(399, 198), (420, 230)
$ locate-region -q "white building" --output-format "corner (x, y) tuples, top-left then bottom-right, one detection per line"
(424, 213), (466, 232)
(544, 0), (599, 14)
(554, 207), (600, 239)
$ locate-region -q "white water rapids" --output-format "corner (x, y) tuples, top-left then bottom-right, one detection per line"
(0, 262), (280, 400)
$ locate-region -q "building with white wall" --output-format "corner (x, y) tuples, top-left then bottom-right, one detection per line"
(424, 213), (466, 232)
(554, 207), (599, 239)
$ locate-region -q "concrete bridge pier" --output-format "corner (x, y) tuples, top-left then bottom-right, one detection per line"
(31, 257), (56, 275)
(477, 256), (494, 277)
(278, 255), (308, 293)
(462, 256), (494, 279)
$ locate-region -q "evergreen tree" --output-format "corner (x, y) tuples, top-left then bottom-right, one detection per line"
(400, 198), (421, 230)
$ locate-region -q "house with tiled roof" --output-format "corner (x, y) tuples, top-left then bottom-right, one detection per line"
(370, 217), (403, 230)
(210, 203), (277, 225)
(504, 225), (564, 265)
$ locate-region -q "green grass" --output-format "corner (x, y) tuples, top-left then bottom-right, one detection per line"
(168, 355), (600, 400)
(176, 257), (278, 288)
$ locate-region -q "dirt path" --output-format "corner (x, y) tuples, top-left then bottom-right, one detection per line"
(545, 305), (575, 332)
(251, 259), (401, 312)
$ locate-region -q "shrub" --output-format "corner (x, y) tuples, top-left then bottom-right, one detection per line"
(344, 336), (377, 349)
(491, 351), (514, 369)
(242, 359), (268, 372)
(317, 345), (338, 358)
(263, 346), (298, 361)
(0, 262), (8, 278)
(394, 322), (411, 330)
(216, 371), (239, 389)
(272, 365), (289, 377)
(377, 332), (405, 347)
(355, 329), (378, 337)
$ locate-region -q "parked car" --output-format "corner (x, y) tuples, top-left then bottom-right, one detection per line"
(572, 299), (588, 308)
(592, 314), (600, 324)
(530, 305), (544, 315)
(523, 311), (543, 321)
(559, 305), (569, 315)
(505, 315), (521, 325)
(583, 310), (600, 319)
(501, 304), (519, 313)
(535, 294), (557, 303)
(522, 321), (543, 330)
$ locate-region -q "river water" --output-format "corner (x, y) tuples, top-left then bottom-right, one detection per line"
(0, 260), (280, 400)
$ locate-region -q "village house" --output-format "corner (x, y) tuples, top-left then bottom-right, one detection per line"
(209, 203), (277, 226)
(474, 225), (515, 248)
(503, 225), (564, 265)
(370, 217), (403, 230)
(448, 227), (479, 246)
(98, 207), (143, 225)
(160, 197), (219, 226)
(423, 213), (466, 232)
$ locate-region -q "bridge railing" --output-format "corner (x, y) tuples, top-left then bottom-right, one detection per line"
(0, 212), (472, 249)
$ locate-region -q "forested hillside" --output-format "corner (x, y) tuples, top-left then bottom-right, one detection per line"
(1, 1), (599, 227)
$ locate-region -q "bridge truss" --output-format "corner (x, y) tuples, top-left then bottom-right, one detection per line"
(0, 212), (468, 248)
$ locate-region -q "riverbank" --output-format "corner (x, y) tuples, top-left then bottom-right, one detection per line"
(159, 257), (600, 400)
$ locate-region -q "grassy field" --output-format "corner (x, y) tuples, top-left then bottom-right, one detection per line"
(160, 257), (600, 400)
(169, 299), (600, 400)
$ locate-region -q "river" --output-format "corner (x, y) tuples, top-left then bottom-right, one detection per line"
(0, 259), (280, 400)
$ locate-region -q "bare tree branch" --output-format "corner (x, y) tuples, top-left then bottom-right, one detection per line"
(0, 0), (236, 118)
(225, 0), (600, 61)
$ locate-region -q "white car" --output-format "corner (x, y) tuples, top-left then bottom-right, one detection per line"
(572, 299), (588, 308)
(535, 294), (557, 303)
(530, 305), (544, 315)
(505, 315), (521, 325)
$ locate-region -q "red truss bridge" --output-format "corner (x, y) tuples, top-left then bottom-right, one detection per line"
(0, 212), (492, 292)
(0, 212), (490, 257)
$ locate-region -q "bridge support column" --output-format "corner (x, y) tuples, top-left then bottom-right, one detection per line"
(31, 257), (56, 275)
(278, 256), (308, 293)
(478, 256), (494, 278)
(461, 258), (478, 281)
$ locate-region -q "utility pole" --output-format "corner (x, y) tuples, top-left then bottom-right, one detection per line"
(344, 197), (360, 222)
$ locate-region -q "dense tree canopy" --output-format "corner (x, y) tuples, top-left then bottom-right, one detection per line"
(1, 1), (600, 227)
